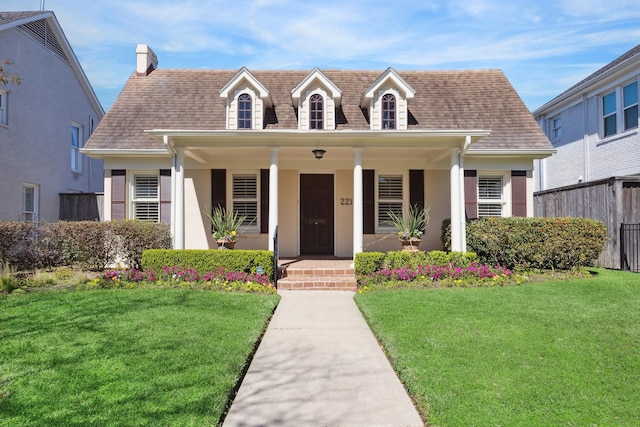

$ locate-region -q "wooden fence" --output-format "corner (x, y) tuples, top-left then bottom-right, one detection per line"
(534, 176), (640, 269)
(59, 193), (104, 221)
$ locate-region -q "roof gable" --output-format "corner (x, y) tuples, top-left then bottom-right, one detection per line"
(291, 68), (342, 105)
(219, 66), (272, 107)
(361, 67), (416, 107)
(0, 10), (104, 117)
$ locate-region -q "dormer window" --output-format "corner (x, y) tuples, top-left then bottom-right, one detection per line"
(238, 93), (252, 129)
(310, 94), (324, 130)
(382, 94), (396, 129)
(361, 68), (416, 130)
(291, 68), (341, 130)
(219, 67), (272, 130)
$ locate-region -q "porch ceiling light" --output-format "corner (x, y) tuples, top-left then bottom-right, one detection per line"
(312, 149), (326, 159)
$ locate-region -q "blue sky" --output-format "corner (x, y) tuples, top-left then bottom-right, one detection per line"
(4, 0), (640, 112)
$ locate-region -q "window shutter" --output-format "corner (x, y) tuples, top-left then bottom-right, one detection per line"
(511, 170), (527, 217)
(363, 170), (375, 234)
(211, 169), (226, 211)
(260, 169), (269, 233)
(409, 170), (424, 209)
(159, 169), (171, 224)
(464, 170), (478, 219)
(111, 169), (126, 220)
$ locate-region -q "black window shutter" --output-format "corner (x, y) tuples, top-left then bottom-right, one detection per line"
(159, 169), (171, 224)
(363, 169), (375, 234)
(260, 169), (269, 233)
(464, 170), (478, 220)
(111, 169), (126, 220)
(409, 170), (425, 209)
(511, 170), (527, 217)
(211, 169), (226, 211)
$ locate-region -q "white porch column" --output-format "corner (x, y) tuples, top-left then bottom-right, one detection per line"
(450, 148), (462, 252)
(268, 148), (279, 252)
(353, 148), (363, 258)
(174, 147), (185, 249)
(458, 135), (471, 253)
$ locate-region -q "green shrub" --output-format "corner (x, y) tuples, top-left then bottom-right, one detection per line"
(110, 220), (172, 270)
(443, 217), (606, 270)
(384, 251), (428, 270)
(423, 250), (450, 267)
(142, 249), (275, 280)
(354, 252), (385, 276)
(0, 220), (171, 272)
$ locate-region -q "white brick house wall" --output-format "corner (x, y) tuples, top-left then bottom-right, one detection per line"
(534, 50), (640, 191)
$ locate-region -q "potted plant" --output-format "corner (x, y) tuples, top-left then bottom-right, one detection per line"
(205, 206), (247, 249)
(386, 205), (429, 251)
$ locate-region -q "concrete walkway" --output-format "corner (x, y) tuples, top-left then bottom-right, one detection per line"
(223, 290), (424, 427)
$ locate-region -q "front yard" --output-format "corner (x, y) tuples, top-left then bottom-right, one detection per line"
(355, 268), (640, 426)
(0, 290), (279, 426)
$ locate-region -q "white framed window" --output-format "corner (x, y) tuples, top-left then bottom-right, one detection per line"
(237, 93), (252, 129)
(601, 80), (639, 138)
(382, 94), (396, 129)
(131, 174), (159, 222)
(309, 93), (324, 130)
(552, 116), (562, 140)
(623, 81), (638, 131)
(232, 173), (259, 232)
(376, 174), (404, 230)
(0, 90), (7, 126)
(71, 123), (83, 172)
(22, 184), (39, 222)
(478, 176), (505, 217)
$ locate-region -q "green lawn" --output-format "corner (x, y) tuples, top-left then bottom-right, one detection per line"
(0, 289), (279, 426)
(355, 268), (640, 426)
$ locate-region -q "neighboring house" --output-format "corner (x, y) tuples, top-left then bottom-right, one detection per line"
(533, 44), (640, 191)
(83, 44), (553, 258)
(533, 44), (640, 270)
(0, 11), (104, 222)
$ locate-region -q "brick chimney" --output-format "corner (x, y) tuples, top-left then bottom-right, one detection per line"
(136, 44), (157, 76)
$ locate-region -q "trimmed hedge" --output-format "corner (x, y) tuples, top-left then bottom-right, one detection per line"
(142, 249), (275, 280)
(441, 217), (606, 270)
(355, 250), (477, 276)
(0, 220), (171, 271)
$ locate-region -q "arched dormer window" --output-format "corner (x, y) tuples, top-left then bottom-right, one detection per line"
(238, 93), (252, 129)
(310, 94), (324, 130)
(382, 94), (396, 129)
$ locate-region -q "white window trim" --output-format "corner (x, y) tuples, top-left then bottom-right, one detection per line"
(128, 171), (160, 222)
(228, 170), (260, 234)
(0, 89), (7, 126)
(599, 79), (639, 139)
(235, 92), (253, 130)
(623, 81), (638, 132)
(71, 122), (83, 173)
(551, 115), (562, 141)
(477, 172), (511, 218)
(375, 171), (408, 233)
(22, 183), (39, 222)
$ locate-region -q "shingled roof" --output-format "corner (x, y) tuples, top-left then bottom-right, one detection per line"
(86, 68), (551, 151)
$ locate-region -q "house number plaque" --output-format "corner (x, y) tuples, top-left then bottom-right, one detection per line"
(340, 197), (353, 206)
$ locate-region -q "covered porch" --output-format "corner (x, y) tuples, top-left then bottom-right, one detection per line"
(150, 129), (487, 257)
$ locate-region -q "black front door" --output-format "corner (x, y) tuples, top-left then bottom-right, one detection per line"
(300, 174), (334, 255)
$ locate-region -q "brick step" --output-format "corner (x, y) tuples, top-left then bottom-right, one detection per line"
(280, 267), (355, 277)
(276, 275), (358, 291)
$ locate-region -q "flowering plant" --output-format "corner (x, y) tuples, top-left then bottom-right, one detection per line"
(386, 205), (429, 241)
(205, 206), (246, 243)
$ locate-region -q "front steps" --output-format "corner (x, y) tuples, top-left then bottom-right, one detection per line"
(276, 260), (358, 291)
